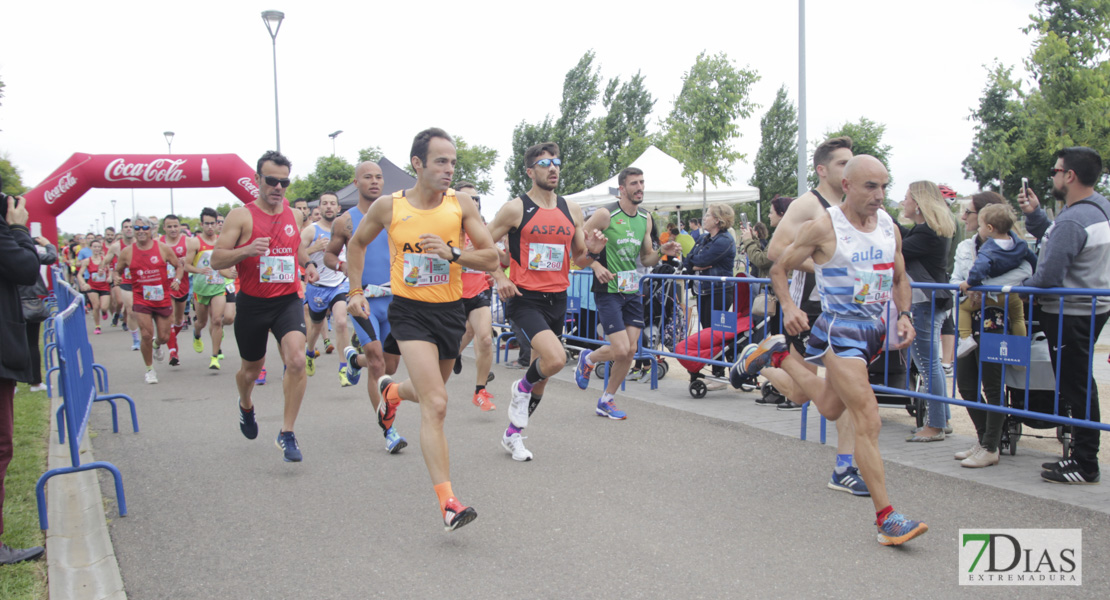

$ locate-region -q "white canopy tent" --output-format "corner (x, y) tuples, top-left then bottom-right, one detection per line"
(565, 146), (761, 215)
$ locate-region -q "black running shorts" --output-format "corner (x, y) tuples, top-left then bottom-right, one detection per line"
(234, 292), (307, 362)
(388, 295), (466, 360)
(505, 289), (567, 343)
(462, 288), (493, 316)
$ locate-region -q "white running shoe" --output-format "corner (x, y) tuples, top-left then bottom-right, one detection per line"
(153, 344), (165, 362)
(956, 336), (978, 358)
(29, 383), (47, 393)
(501, 432), (533, 462)
(508, 379), (530, 429)
(145, 370), (159, 384)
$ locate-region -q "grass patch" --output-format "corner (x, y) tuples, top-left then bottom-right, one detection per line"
(0, 382), (50, 599)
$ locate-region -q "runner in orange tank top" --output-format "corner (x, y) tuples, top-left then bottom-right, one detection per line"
(347, 128), (498, 532)
(211, 150), (319, 463)
(484, 141), (606, 462)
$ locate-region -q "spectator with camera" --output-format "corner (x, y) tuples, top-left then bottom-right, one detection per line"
(19, 233), (58, 393)
(0, 193), (48, 564)
(1018, 146), (1110, 485)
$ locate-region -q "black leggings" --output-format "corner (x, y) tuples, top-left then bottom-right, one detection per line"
(25, 320), (42, 386)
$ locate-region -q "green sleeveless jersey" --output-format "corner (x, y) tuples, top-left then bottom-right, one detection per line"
(593, 201), (649, 295)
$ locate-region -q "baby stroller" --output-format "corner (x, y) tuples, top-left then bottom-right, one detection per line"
(1000, 329), (1072, 457)
(627, 261), (686, 382)
(676, 274), (768, 398)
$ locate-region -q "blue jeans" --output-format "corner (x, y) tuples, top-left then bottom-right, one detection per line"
(910, 302), (948, 429)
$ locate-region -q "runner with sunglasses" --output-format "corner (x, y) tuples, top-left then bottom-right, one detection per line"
(114, 215), (184, 384)
(485, 142), (606, 461)
(212, 150), (319, 463)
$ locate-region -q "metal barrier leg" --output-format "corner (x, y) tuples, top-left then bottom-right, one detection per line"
(98, 393), (139, 433)
(35, 461), (127, 530)
(94, 397), (120, 434)
(45, 366), (59, 399)
(800, 403), (808, 441)
(56, 404), (66, 444)
(93, 363), (109, 392)
(820, 412), (827, 445)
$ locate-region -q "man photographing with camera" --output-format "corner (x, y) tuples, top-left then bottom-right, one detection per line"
(0, 190), (48, 564)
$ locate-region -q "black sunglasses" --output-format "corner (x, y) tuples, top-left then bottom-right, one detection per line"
(134, 225), (151, 231)
(263, 175), (292, 188)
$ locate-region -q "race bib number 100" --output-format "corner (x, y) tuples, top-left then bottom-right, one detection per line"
(402, 253), (450, 287)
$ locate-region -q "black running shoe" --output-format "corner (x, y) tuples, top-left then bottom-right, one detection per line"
(777, 399), (804, 411)
(239, 402), (258, 440)
(453, 356), (463, 375)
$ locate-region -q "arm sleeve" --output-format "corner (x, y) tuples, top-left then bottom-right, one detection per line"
(687, 235), (732, 267)
(899, 225), (940, 261)
(741, 238), (773, 272)
(1022, 220), (1084, 288)
(0, 223), (43, 286)
(965, 253), (993, 287)
(39, 243), (58, 266)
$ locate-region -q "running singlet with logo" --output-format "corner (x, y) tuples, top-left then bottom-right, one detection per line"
(593, 201), (648, 295)
(508, 193), (575, 293)
(460, 232), (489, 299)
(87, 257), (110, 292)
(160, 235), (189, 297)
(130, 243), (171, 309)
(237, 202), (302, 298)
(191, 237), (226, 297)
(789, 190), (832, 310)
(115, 242), (133, 286)
(309, 223), (347, 288)
(814, 206), (896, 319)
(389, 189), (462, 303)
(349, 203), (392, 298)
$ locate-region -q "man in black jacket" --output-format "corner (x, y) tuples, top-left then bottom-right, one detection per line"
(0, 194), (46, 565)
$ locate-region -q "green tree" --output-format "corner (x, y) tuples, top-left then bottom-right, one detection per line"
(357, 146), (384, 164)
(1019, 0), (1110, 204)
(0, 152), (28, 195)
(662, 51), (760, 200)
(814, 118), (897, 216)
(287, 155), (355, 204)
(600, 71), (656, 177)
(505, 117), (556, 198)
(215, 202), (234, 216)
(504, 51), (612, 197)
(962, 62), (1029, 200)
(748, 85), (799, 215)
(452, 137), (498, 194)
(553, 51), (608, 194)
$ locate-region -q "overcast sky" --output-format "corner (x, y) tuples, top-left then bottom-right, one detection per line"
(0, 0), (1039, 235)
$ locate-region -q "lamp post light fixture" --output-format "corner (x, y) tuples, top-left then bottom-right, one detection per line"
(328, 130), (343, 156)
(101, 212), (107, 233)
(111, 199), (117, 228)
(262, 10), (286, 152)
(164, 131), (175, 214)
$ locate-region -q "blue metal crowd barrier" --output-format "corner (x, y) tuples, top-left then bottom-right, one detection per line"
(45, 273), (112, 405)
(35, 297), (129, 530)
(872, 283), (1110, 433)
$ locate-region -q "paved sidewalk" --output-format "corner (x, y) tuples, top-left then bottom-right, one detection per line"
(46, 326), (1110, 598)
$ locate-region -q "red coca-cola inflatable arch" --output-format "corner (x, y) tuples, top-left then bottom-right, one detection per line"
(24, 153), (260, 243)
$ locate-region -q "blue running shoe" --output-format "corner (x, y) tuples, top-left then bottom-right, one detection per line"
(575, 350), (594, 390)
(828, 467), (870, 496)
(343, 346), (362, 385)
(239, 400), (258, 440)
(877, 512), (928, 546)
(131, 338), (141, 351)
(384, 427), (407, 454)
(596, 399), (627, 420)
(275, 431), (302, 462)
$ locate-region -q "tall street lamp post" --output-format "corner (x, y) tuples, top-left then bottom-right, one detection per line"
(164, 131), (175, 214)
(111, 199), (117, 228)
(262, 10), (286, 152)
(328, 130), (343, 156)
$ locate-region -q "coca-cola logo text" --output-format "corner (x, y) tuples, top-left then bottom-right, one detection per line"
(238, 177), (260, 198)
(43, 172), (78, 204)
(105, 158), (188, 183)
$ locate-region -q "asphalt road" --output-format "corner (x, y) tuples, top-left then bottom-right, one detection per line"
(84, 325), (1110, 599)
